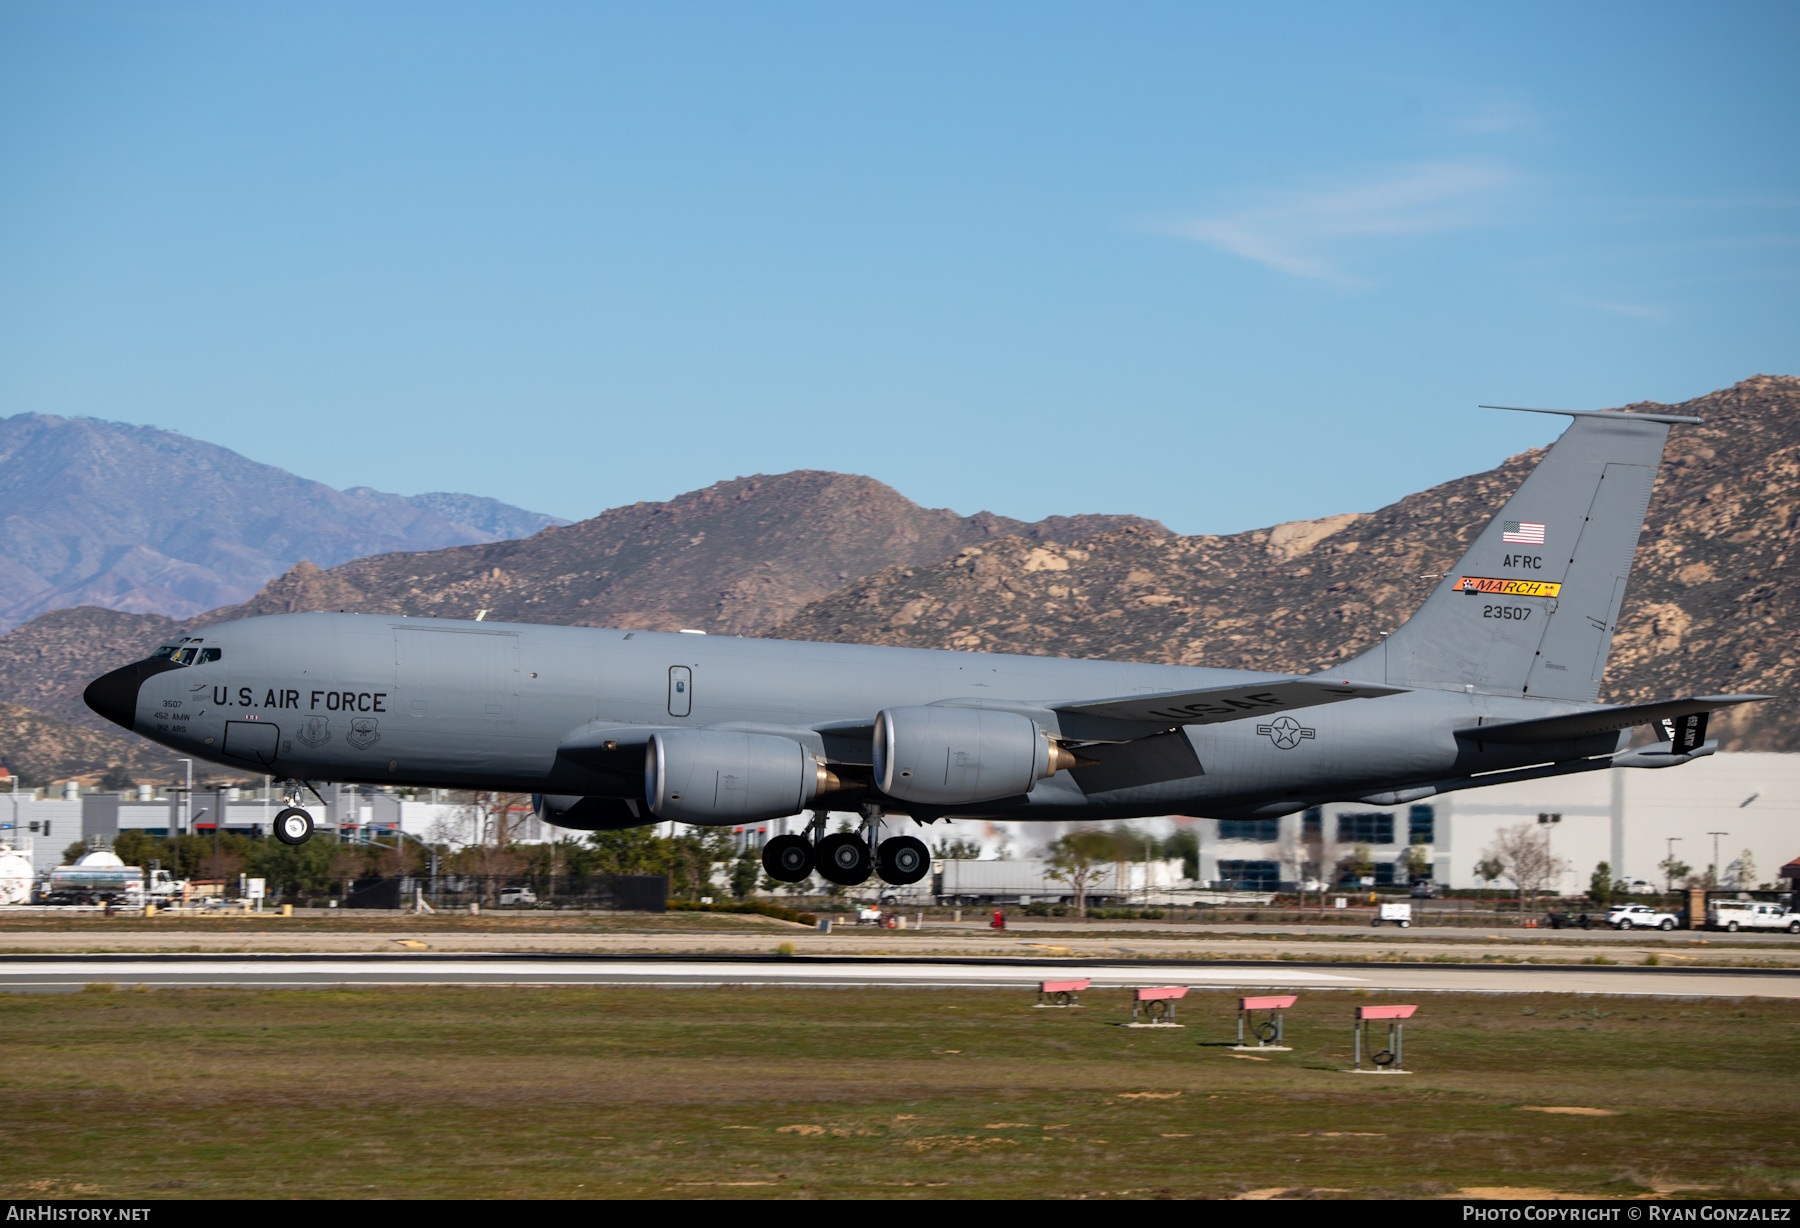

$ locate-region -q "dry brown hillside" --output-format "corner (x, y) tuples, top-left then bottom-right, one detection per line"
(767, 377), (1798, 751)
(0, 701), (186, 787)
(0, 607), (185, 729)
(200, 470), (1160, 635)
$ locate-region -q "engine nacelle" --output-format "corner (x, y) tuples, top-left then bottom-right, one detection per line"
(645, 729), (823, 825)
(874, 705), (1068, 806)
(534, 794), (653, 832)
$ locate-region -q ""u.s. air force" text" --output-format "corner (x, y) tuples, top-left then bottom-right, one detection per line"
(212, 687), (387, 713)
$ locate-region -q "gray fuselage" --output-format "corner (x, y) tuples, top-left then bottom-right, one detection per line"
(98, 612), (1616, 823)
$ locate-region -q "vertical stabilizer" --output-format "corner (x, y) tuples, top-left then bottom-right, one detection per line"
(1335, 407), (1696, 702)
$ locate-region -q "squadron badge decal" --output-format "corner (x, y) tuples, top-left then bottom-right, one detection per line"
(296, 716), (331, 749)
(347, 717), (381, 750)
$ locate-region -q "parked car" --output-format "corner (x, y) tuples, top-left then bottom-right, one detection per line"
(1408, 882), (1442, 899)
(1707, 900), (1800, 933)
(1608, 903), (1678, 931)
(497, 888), (538, 907)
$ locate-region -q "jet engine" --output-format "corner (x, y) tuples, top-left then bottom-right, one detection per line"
(645, 729), (830, 824)
(874, 705), (1076, 806)
(534, 794), (652, 832)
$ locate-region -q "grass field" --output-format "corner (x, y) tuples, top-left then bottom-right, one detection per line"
(5, 984), (1796, 1200)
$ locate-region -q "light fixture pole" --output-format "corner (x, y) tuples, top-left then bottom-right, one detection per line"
(1663, 836), (1682, 899)
(1707, 831), (1729, 890)
(175, 759), (192, 839)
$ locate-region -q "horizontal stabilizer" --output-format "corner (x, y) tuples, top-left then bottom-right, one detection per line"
(1612, 739), (1719, 768)
(1456, 695), (1770, 745)
(1053, 678), (1406, 727)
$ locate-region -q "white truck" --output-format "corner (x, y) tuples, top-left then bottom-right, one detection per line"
(1707, 900), (1800, 933)
(1371, 902), (1413, 927)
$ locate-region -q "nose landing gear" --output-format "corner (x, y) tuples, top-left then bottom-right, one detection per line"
(274, 807), (315, 846)
(272, 780), (319, 846)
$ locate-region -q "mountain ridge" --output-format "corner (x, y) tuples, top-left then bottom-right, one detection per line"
(0, 413), (565, 628)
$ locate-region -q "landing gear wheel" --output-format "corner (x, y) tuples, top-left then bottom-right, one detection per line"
(1659, 918), (1675, 931)
(816, 833), (872, 886)
(876, 836), (931, 885)
(274, 807), (314, 846)
(762, 835), (815, 883)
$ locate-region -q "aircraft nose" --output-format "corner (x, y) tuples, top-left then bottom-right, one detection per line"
(83, 658), (181, 732)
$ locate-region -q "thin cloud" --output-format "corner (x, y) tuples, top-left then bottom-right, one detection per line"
(1160, 162), (1514, 284)
(1577, 299), (1670, 322)
(1451, 101), (1536, 134)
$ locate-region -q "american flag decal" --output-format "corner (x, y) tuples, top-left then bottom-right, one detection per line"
(1502, 520), (1546, 544)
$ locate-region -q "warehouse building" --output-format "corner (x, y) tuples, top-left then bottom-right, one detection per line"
(937, 752), (1798, 894)
(0, 784), (557, 874)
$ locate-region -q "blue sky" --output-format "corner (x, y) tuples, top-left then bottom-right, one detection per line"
(1, 2), (1795, 533)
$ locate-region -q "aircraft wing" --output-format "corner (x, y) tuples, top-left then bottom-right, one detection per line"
(1456, 694), (1771, 745)
(1052, 678), (1406, 727)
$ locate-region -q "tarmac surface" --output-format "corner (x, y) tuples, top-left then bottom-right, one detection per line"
(0, 925), (1792, 966)
(3, 952), (1795, 998)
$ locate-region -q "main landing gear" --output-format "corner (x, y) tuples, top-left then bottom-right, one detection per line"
(760, 810), (930, 887)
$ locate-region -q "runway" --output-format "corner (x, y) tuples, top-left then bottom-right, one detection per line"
(2, 953), (1795, 998)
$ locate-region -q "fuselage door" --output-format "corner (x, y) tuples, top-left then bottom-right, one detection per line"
(668, 665), (692, 718)
(396, 627), (520, 723)
(222, 720), (280, 767)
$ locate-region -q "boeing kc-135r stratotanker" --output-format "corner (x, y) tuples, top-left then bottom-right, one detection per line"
(83, 406), (1769, 888)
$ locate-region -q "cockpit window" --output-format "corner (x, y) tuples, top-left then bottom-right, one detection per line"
(152, 639), (218, 666)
